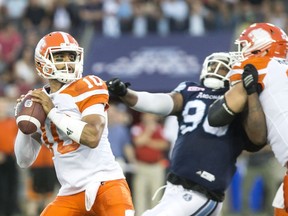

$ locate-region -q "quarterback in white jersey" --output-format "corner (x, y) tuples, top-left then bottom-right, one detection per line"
(14, 31), (134, 216)
(208, 23), (288, 216)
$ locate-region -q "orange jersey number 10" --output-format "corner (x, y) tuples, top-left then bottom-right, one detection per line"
(43, 122), (80, 156)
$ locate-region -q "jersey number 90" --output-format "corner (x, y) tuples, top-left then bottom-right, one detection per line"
(180, 100), (228, 136)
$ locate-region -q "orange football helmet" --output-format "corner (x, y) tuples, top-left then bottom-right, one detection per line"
(35, 31), (84, 83)
(234, 23), (288, 60)
(200, 52), (234, 89)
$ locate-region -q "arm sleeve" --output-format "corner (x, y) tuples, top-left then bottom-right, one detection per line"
(132, 91), (174, 116)
(208, 96), (236, 127)
(14, 130), (41, 168)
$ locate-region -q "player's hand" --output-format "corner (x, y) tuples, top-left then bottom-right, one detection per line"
(30, 89), (54, 114)
(242, 64), (262, 95)
(106, 78), (130, 97)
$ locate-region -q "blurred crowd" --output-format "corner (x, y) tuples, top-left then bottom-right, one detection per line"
(0, 0), (288, 215)
(1, 0), (288, 100)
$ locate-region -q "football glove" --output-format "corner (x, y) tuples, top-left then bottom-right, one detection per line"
(106, 78), (131, 97)
(242, 64), (262, 95)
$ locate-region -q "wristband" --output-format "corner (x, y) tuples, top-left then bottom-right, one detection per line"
(48, 108), (87, 143)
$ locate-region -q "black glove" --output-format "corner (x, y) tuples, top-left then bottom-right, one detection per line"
(242, 64), (262, 95)
(106, 78), (131, 97)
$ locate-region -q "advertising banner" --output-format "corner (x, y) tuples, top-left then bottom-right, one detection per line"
(85, 32), (234, 92)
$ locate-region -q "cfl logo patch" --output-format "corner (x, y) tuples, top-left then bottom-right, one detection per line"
(24, 99), (33, 108)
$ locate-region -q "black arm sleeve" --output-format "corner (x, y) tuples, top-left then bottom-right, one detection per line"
(208, 96), (236, 127)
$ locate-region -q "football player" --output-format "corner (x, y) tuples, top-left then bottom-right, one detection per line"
(14, 31), (135, 216)
(207, 23), (288, 216)
(107, 52), (267, 216)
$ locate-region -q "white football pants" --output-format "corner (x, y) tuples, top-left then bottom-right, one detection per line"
(141, 182), (223, 216)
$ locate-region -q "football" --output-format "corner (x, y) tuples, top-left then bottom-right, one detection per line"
(15, 94), (46, 134)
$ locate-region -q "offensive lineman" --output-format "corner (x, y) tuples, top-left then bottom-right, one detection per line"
(208, 23), (288, 216)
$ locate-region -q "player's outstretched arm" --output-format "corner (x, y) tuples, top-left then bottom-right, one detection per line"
(106, 78), (139, 107)
(107, 78), (176, 116)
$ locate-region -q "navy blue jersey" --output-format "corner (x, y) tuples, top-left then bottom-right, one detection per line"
(170, 81), (257, 195)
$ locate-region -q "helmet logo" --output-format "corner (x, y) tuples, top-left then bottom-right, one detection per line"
(60, 42), (78, 48)
(248, 28), (272, 43)
(40, 40), (47, 50)
(281, 31), (288, 40)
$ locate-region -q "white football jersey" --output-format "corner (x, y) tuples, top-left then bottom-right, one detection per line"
(41, 75), (124, 196)
(229, 56), (288, 167)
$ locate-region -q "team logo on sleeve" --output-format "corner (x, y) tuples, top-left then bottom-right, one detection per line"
(187, 86), (205, 92)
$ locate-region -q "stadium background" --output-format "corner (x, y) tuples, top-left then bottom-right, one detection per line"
(0, 0), (287, 215)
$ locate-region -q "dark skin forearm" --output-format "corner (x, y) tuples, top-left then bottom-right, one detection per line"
(242, 92), (267, 146)
(119, 89), (138, 107)
(224, 82), (267, 146)
(225, 82), (247, 113)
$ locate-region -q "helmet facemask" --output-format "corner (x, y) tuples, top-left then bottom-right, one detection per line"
(35, 31), (84, 84)
(200, 53), (233, 89)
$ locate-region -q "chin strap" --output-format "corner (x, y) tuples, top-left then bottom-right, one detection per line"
(203, 78), (225, 89)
